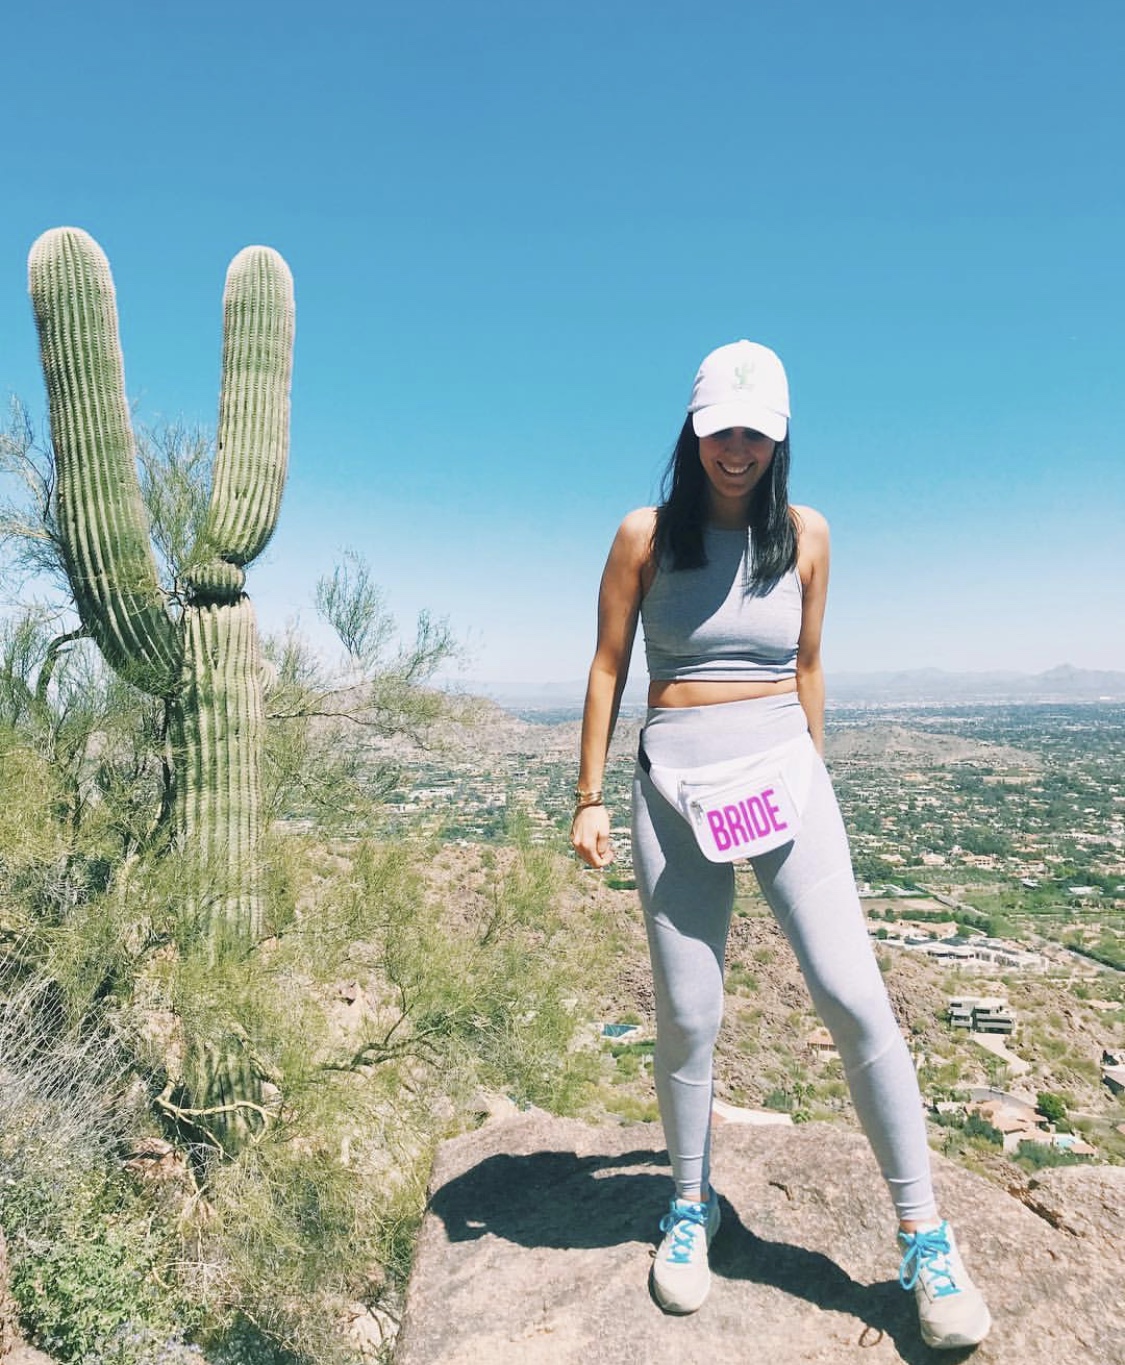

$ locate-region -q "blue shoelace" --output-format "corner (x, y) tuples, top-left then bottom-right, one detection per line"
(899, 1224), (959, 1298)
(659, 1201), (710, 1265)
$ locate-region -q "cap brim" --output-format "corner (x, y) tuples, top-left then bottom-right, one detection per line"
(691, 402), (787, 442)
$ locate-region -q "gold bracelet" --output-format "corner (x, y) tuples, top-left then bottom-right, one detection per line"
(574, 793), (604, 812)
(574, 786), (602, 803)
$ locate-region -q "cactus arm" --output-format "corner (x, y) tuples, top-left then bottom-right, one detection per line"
(28, 228), (178, 694)
(197, 247), (294, 573)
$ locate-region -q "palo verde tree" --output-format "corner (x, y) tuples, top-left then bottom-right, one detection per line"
(28, 226), (294, 1152)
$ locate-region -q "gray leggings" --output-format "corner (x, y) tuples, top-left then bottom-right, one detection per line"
(632, 692), (936, 1223)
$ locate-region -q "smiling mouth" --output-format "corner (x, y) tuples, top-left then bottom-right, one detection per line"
(718, 462), (751, 476)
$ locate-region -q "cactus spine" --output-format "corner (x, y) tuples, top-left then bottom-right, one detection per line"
(29, 227), (294, 1149)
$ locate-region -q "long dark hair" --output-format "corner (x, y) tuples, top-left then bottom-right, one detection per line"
(652, 417), (798, 587)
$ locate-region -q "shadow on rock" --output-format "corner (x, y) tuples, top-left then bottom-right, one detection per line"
(428, 1146), (670, 1248)
(427, 1148), (978, 1363)
(712, 1197), (980, 1365)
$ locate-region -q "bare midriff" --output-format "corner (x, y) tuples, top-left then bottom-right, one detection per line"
(647, 677), (798, 708)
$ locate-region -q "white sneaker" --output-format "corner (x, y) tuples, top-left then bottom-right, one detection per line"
(651, 1192), (721, 1314)
(898, 1221), (992, 1349)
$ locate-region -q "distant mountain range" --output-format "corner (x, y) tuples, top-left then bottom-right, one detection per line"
(826, 665), (1125, 703)
(476, 665), (1125, 712)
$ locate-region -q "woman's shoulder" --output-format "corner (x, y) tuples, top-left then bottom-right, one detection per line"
(602, 507), (658, 597)
(790, 504), (830, 545)
(614, 506), (659, 557)
(791, 505), (829, 590)
(621, 505), (658, 536)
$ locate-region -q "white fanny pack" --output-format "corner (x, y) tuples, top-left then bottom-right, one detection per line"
(640, 731), (816, 863)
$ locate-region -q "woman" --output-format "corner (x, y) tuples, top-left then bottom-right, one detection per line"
(571, 340), (991, 1350)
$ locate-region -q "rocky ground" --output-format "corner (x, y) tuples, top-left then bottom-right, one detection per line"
(397, 1110), (1124, 1364)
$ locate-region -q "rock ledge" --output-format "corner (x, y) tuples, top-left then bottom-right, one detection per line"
(397, 1111), (1124, 1364)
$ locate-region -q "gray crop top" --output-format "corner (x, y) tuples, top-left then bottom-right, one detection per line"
(641, 526), (802, 682)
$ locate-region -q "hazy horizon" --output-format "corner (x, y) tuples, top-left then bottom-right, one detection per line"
(468, 663), (1125, 710)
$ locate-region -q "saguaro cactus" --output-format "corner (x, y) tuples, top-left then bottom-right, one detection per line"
(29, 227), (294, 1149)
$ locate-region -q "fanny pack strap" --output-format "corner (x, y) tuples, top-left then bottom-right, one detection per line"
(637, 736), (652, 776)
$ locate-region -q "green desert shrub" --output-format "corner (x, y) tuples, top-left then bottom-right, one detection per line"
(726, 964), (759, 993)
(609, 1038), (655, 1082)
(963, 1114), (1004, 1147)
(78, 1329), (208, 1364)
(174, 831), (601, 1334)
(1036, 1090), (1069, 1126)
(1, 1154), (195, 1363)
(1014, 1140), (1088, 1171)
(3, 820), (605, 1363)
(0, 922), (197, 1362)
(179, 1142), (412, 1363)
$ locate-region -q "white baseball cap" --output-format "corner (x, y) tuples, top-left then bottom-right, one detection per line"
(688, 339), (790, 442)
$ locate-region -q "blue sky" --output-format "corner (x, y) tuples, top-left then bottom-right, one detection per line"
(2, 1), (1123, 687)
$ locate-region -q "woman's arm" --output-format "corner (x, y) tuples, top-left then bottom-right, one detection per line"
(571, 507), (654, 868)
(793, 505), (830, 756)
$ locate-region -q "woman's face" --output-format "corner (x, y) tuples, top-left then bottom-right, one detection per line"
(698, 427), (776, 510)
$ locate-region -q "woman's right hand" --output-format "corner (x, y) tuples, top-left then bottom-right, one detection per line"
(571, 803), (613, 868)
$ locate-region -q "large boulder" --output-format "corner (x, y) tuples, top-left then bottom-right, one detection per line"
(397, 1111), (1124, 1364)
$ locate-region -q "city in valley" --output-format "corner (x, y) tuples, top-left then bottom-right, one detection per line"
(366, 696), (1125, 1170)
